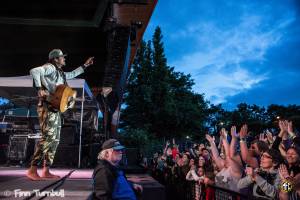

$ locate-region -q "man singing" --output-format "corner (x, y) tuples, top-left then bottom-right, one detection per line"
(27, 49), (94, 180)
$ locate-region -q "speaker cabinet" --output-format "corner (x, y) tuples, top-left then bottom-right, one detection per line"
(7, 135), (35, 164)
(0, 144), (8, 164)
(53, 145), (79, 167)
(60, 124), (79, 145)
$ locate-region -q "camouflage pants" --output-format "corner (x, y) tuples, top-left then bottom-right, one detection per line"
(31, 105), (61, 166)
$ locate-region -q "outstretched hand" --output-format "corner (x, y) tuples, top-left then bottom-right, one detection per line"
(245, 166), (255, 177)
(84, 57), (94, 67)
(230, 126), (238, 138)
(220, 128), (228, 139)
(259, 133), (268, 143)
(239, 124), (248, 138)
(266, 130), (274, 144)
(205, 134), (215, 143)
(287, 121), (294, 135)
(166, 140), (170, 146)
(279, 164), (290, 180)
(279, 120), (288, 132)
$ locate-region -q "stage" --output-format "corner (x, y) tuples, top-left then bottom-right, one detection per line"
(0, 167), (165, 200)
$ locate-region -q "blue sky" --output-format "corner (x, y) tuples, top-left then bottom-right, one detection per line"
(144, 0), (300, 109)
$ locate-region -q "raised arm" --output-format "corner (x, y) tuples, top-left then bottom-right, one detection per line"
(229, 126), (238, 158)
(64, 57), (94, 79)
(206, 134), (225, 170)
(288, 121), (298, 141)
(163, 141), (170, 156)
(239, 125), (259, 168)
(221, 128), (230, 158)
(222, 127), (242, 176)
(271, 120), (287, 150)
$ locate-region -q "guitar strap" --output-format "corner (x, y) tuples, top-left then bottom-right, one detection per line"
(57, 67), (68, 86)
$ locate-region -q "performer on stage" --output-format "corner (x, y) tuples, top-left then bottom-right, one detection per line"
(27, 49), (94, 180)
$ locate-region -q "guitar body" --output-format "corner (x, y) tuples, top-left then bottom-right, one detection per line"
(49, 85), (77, 113)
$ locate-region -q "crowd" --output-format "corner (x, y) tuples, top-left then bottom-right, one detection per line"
(149, 120), (300, 200)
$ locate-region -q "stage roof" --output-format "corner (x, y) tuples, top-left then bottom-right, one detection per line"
(0, 0), (158, 91)
(0, 76), (97, 108)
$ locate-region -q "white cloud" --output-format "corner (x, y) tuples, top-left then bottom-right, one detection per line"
(194, 66), (268, 104)
(171, 13), (295, 104)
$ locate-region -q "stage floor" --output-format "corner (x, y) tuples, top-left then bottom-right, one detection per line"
(0, 167), (165, 200)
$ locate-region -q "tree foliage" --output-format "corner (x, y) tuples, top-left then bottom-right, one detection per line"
(121, 27), (209, 139)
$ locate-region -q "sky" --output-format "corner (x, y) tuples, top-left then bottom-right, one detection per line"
(144, 0), (300, 110)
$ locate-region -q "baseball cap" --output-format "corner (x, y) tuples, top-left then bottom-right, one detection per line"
(102, 139), (125, 150)
(48, 49), (67, 60)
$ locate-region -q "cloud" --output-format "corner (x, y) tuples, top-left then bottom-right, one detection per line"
(171, 12), (295, 104)
(194, 66), (268, 104)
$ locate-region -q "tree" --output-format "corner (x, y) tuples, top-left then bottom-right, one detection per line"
(121, 27), (209, 139)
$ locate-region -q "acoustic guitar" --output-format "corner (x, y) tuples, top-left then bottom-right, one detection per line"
(49, 84), (77, 113)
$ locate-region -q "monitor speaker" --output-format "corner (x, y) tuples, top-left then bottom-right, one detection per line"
(53, 145), (79, 167)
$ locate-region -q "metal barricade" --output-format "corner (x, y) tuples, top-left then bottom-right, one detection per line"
(187, 182), (250, 200)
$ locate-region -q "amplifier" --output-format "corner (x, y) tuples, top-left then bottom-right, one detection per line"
(7, 135), (36, 164)
(0, 144), (8, 164)
(60, 124), (79, 145)
(53, 145), (79, 167)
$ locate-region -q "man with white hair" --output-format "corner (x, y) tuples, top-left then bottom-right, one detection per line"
(91, 139), (143, 200)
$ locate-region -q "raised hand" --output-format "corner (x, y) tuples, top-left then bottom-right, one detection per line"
(266, 130), (274, 144)
(166, 140), (170, 146)
(279, 120), (288, 132)
(245, 166), (257, 180)
(279, 164), (290, 180)
(287, 121), (293, 133)
(84, 57), (94, 67)
(239, 124), (248, 139)
(205, 134), (215, 143)
(259, 133), (268, 143)
(220, 128), (228, 139)
(230, 126), (238, 138)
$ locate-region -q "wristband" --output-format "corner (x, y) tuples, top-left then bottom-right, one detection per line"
(240, 138), (246, 143)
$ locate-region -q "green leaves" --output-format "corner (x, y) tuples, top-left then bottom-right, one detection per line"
(121, 26), (209, 139)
